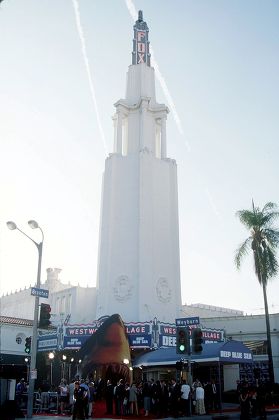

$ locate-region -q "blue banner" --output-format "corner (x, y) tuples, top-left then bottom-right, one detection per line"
(50, 317), (225, 351)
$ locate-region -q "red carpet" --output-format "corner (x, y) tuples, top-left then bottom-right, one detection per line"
(92, 400), (152, 419)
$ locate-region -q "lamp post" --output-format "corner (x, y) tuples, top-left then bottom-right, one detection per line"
(25, 357), (30, 382)
(76, 359), (82, 376)
(62, 354), (67, 379)
(7, 220), (44, 419)
(69, 357), (74, 382)
(48, 352), (54, 385)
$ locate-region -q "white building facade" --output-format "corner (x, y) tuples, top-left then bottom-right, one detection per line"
(0, 268), (97, 325)
(96, 11), (182, 323)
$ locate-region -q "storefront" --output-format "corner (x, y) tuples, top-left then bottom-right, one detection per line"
(133, 340), (254, 392)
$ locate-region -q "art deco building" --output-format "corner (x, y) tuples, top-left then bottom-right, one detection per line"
(96, 11), (182, 323)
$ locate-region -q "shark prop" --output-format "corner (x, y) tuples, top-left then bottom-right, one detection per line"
(78, 313), (131, 383)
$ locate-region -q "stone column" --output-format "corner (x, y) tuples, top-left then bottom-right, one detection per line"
(112, 115), (118, 153)
(116, 110), (123, 154)
(161, 116), (167, 158)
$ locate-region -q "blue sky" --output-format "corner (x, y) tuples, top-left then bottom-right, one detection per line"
(0, 0), (278, 316)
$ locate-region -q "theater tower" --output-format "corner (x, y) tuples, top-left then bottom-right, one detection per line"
(96, 11), (182, 323)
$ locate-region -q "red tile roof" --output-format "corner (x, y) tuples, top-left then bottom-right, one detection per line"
(0, 316), (33, 326)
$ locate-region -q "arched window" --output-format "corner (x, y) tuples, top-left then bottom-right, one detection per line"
(16, 335), (23, 344)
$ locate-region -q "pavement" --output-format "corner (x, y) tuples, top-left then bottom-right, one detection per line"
(14, 415), (279, 420)
(14, 409), (279, 420)
(13, 403), (279, 420)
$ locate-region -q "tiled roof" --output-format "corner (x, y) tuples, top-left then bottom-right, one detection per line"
(0, 316), (33, 326)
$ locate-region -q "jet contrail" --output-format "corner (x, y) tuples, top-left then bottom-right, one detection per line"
(205, 188), (221, 217)
(125, 0), (189, 151)
(72, 0), (108, 155)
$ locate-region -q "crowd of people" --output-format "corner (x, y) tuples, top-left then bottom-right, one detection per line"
(15, 375), (271, 419)
(100, 377), (222, 418)
(237, 380), (269, 419)
(15, 375), (220, 418)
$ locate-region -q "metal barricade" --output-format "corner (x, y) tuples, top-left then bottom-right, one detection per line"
(33, 392), (42, 413)
(40, 391), (50, 412)
(18, 392), (28, 412)
(48, 391), (59, 414)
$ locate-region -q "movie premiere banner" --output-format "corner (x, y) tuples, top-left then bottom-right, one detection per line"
(62, 318), (224, 350)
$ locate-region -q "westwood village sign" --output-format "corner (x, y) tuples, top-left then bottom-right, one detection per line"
(38, 317), (224, 352)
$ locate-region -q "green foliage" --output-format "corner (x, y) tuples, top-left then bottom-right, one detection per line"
(235, 201), (279, 285)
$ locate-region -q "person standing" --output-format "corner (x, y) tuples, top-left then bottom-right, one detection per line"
(211, 379), (219, 410)
(80, 379), (89, 419)
(105, 379), (114, 415)
(195, 382), (206, 415)
(69, 379), (75, 414)
(59, 379), (69, 415)
(142, 381), (151, 417)
(88, 382), (96, 418)
(16, 378), (26, 408)
(181, 379), (191, 417)
(129, 382), (138, 415)
(158, 380), (169, 418)
(115, 379), (125, 416)
(169, 378), (181, 418)
(240, 388), (251, 420)
(73, 381), (85, 420)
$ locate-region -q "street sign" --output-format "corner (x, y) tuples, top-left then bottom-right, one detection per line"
(175, 317), (200, 327)
(31, 287), (49, 298)
(30, 369), (37, 380)
(38, 335), (58, 351)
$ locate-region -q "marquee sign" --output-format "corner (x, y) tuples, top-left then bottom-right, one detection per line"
(136, 31), (147, 64)
(38, 316), (224, 351)
(61, 318), (224, 350)
(132, 11), (150, 67)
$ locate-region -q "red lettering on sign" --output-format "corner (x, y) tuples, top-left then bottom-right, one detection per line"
(138, 43), (145, 53)
(137, 31), (145, 42)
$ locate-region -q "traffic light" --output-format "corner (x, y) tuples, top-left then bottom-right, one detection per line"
(176, 327), (189, 355)
(39, 303), (51, 328)
(25, 336), (32, 354)
(192, 328), (203, 353)
(175, 361), (183, 371)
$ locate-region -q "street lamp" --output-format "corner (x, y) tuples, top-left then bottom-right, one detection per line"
(25, 357), (30, 381)
(7, 220), (44, 419)
(48, 352), (54, 385)
(61, 355), (67, 379)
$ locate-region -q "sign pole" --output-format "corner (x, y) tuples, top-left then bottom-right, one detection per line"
(27, 241), (43, 418)
(188, 328), (192, 417)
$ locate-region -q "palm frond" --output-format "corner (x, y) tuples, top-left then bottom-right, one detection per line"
(265, 246), (279, 279)
(264, 228), (279, 248)
(236, 210), (257, 229)
(235, 237), (252, 269)
(262, 202), (278, 213)
(235, 201), (279, 285)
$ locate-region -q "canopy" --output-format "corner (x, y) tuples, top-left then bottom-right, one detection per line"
(133, 340), (253, 367)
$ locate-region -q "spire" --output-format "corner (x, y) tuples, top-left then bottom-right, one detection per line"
(132, 10), (150, 66)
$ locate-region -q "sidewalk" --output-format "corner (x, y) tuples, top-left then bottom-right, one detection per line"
(15, 414), (279, 420)
(14, 402), (279, 420)
(15, 407), (279, 420)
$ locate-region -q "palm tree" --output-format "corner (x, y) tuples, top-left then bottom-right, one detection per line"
(235, 201), (279, 384)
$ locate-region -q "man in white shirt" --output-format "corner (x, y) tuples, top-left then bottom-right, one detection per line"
(181, 379), (191, 417)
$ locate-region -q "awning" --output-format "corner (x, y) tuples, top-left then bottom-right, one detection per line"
(133, 340), (253, 367)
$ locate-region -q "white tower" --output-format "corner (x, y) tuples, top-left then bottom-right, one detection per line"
(96, 11), (182, 323)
